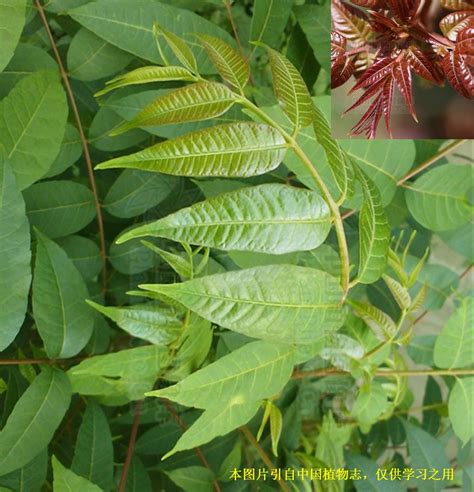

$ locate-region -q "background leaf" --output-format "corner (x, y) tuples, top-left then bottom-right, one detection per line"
(67, 27), (132, 81)
(405, 164), (473, 231)
(52, 456), (102, 492)
(434, 297), (473, 369)
(0, 71), (68, 190)
(0, 159), (31, 351)
(0, 368), (71, 476)
(0, 0), (27, 73)
(448, 377), (474, 446)
(32, 232), (95, 359)
(69, 0), (235, 73)
(24, 181), (96, 239)
(250, 0), (293, 49)
(71, 401), (114, 489)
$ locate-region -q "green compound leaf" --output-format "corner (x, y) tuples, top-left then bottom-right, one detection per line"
(355, 168), (390, 284)
(97, 123), (287, 177)
(405, 164), (473, 231)
(434, 296), (473, 369)
(23, 181), (96, 239)
(448, 377), (474, 446)
(86, 300), (182, 346)
(0, 71), (68, 190)
(0, 0), (27, 73)
(139, 265), (344, 344)
(0, 368), (71, 476)
(117, 184), (331, 254)
(32, 231), (95, 359)
(71, 402), (114, 490)
(52, 457), (102, 492)
(198, 34), (250, 92)
(109, 82), (237, 135)
(148, 340), (294, 408)
(265, 46), (313, 129)
(0, 159), (31, 351)
(95, 65), (195, 96)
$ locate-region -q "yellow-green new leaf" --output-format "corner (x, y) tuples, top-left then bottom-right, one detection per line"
(147, 340), (294, 408)
(0, 368), (71, 476)
(97, 123), (287, 177)
(117, 184), (331, 254)
(52, 457), (102, 492)
(265, 46), (313, 129)
(198, 34), (250, 91)
(86, 300), (182, 345)
(154, 23), (198, 73)
(140, 265), (344, 344)
(163, 400), (261, 459)
(434, 297), (473, 369)
(350, 301), (397, 341)
(32, 231), (95, 359)
(110, 82), (237, 135)
(448, 377), (473, 445)
(269, 403), (283, 456)
(311, 101), (353, 201)
(96, 66), (195, 96)
(0, 159), (31, 351)
(355, 168), (390, 284)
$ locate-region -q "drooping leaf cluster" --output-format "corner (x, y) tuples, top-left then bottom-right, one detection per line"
(331, 0), (474, 137)
(0, 1), (472, 491)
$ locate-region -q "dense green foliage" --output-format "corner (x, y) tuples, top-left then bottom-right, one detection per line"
(0, 1), (472, 491)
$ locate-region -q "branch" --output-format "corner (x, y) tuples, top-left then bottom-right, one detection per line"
(397, 139), (467, 185)
(118, 400), (143, 492)
(223, 0), (245, 59)
(239, 426), (291, 492)
(34, 0), (108, 294)
(292, 368), (474, 379)
(161, 399), (222, 492)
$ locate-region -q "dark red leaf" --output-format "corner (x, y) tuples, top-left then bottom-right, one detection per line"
(457, 26), (474, 56)
(332, 0), (372, 47)
(387, 0), (421, 22)
(344, 77), (386, 112)
(406, 46), (445, 84)
(350, 0), (381, 7)
(370, 10), (400, 33)
(410, 26), (455, 48)
(331, 31), (356, 88)
(442, 49), (474, 97)
(351, 56), (394, 91)
(381, 77), (395, 136)
(393, 60), (418, 121)
(351, 92), (384, 138)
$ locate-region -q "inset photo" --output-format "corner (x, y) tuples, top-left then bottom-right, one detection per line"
(331, 0), (474, 138)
